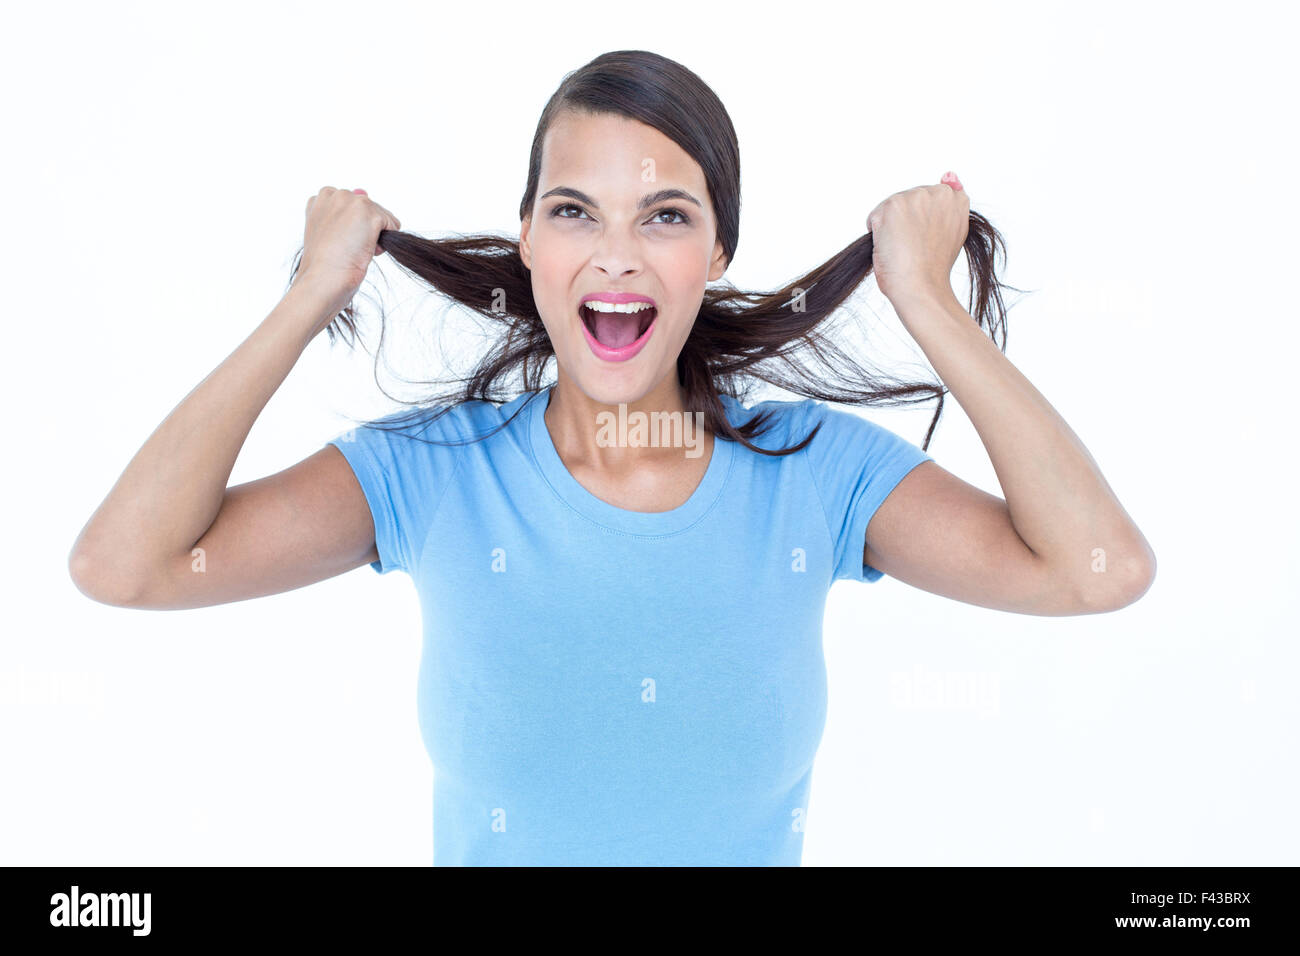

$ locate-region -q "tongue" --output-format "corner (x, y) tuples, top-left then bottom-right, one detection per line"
(594, 312), (641, 348)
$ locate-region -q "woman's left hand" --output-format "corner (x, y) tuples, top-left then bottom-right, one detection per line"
(867, 171), (970, 305)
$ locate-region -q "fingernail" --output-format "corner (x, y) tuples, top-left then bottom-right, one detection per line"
(353, 188), (367, 195)
(941, 171), (963, 190)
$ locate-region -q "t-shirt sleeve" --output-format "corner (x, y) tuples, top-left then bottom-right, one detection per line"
(326, 413), (458, 576)
(800, 400), (934, 583)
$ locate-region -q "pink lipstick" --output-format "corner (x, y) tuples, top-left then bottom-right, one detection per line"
(578, 292), (658, 363)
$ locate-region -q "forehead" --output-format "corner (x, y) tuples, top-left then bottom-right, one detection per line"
(540, 111), (705, 196)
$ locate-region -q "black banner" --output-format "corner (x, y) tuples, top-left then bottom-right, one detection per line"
(3, 865), (1288, 943)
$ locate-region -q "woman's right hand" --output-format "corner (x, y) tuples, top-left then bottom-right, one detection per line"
(294, 186), (402, 309)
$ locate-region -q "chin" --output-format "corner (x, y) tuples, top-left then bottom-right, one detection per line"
(567, 365), (660, 408)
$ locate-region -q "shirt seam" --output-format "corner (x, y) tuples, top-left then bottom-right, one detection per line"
(798, 401), (846, 589)
(412, 422), (470, 577)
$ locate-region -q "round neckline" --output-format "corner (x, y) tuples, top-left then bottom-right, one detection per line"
(526, 386), (736, 535)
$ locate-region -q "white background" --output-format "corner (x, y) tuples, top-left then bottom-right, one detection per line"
(2, 0), (1295, 866)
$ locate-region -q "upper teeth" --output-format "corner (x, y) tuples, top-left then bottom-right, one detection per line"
(584, 300), (654, 313)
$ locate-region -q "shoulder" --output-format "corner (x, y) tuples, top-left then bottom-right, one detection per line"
(719, 393), (820, 451)
(790, 398), (920, 450)
(719, 393), (891, 455)
(720, 393), (931, 465)
(349, 392), (538, 445)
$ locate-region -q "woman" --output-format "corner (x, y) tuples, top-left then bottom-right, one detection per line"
(68, 50), (1155, 866)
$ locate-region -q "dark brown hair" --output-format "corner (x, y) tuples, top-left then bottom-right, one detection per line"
(287, 49), (1022, 454)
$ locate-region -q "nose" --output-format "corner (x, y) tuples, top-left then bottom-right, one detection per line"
(589, 229), (643, 279)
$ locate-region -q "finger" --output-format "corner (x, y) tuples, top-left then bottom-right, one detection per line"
(371, 201), (400, 230)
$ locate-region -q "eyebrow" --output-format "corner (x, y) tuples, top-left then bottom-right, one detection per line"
(538, 186), (704, 212)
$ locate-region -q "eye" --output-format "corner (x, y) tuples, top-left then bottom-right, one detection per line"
(651, 207), (691, 226)
(549, 203), (691, 226)
(551, 203), (591, 221)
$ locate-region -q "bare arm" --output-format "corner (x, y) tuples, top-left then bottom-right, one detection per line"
(859, 180), (1154, 615)
(67, 281), (375, 609)
(69, 186), (402, 608)
(864, 289), (1156, 615)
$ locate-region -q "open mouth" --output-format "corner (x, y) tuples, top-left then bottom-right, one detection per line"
(579, 303), (658, 350)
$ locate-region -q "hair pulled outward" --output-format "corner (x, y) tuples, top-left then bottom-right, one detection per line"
(287, 49), (1024, 455)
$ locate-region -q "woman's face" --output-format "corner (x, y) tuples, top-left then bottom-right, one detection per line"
(519, 110), (728, 407)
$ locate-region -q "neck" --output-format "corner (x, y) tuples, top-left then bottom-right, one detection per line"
(542, 370), (710, 469)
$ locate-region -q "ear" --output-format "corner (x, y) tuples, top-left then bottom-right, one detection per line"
(519, 213), (532, 270)
(707, 237), (728, 282)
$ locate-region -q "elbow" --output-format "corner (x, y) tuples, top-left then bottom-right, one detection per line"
(1109, 558), (1156, 611)
(1073, 544), (1156, 614)
(68, 547), (142, 608)
(1129, 549), (1157, 604)
(1122, 537), (1158, 606)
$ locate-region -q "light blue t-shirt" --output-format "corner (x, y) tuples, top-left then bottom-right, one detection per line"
(327, 387), (932, 865)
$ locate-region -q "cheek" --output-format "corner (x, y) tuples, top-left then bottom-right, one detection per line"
(655, 249), (709, 318)
(656, 242), (711, 286)
(535, 299), (573, 349)
(538, 243), (587, 285)
(526, 249), (574, 319)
